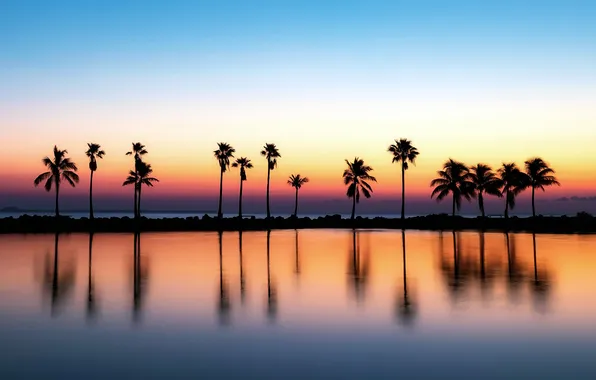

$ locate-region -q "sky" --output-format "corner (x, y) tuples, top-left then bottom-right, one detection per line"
(1, 0), (595, 215)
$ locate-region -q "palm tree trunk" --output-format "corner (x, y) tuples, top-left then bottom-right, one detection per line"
(401, 164), (406, 220)
(294, 188), (299, 217)
(138, 185), (142, 219)
(479, 192), (485, 218)
(218, 170), (224, 218)
(89, 170), (94, 220)
(351, 193), (356, 220)
(238, 177), (243, 218)
(266, 165), (271, 218)
(133, 185), (138, 220)
(504, 191), (509, 219)
(531, 186), (536, 218)
(452, 194), (456, 217)
(55, 181), (60, 218)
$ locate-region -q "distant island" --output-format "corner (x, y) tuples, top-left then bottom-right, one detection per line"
(0, 213), (594, 234)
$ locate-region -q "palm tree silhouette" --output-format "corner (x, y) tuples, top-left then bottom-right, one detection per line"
(430, 159), (474, 216)
(287, 174), (309, 217)
(525, 158), (560, 217)
(343, 158), (377, 220)
(123, 162), (159, 219)
(231, 157), (253, 218)
(214, 143), (236, 218)
(85, 143), (105, 220)
(469, 164), (503, 218)
(260, 143), (281, 218)
(125, 143), (148, 218)
(388, 139), (419, 220)
(34, 146), (79, 217)
(498, 163), (529, 218)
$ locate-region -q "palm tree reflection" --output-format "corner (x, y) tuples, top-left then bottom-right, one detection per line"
(348, 229), (369, 304)
(294, 230), (301, 278)
(238, 231), (246, 305)
(396, 230), (416, 326)
(217, 231), (231, 325)
(86, 233), (98, 321)
(132, 233), (149, 324)
(265, 230), (277, 322)
(505, 233), (524, 304)
(530, 233), (551, 313)
(42, 233), (76, 317)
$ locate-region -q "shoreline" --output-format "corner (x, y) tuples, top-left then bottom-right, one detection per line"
(0, 214), (594, 234)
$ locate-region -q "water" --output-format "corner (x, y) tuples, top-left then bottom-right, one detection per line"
(0, 230), (595, 379)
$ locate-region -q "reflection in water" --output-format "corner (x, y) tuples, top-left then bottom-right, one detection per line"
(347, 230), (370, 304)
(294, 229), (301, 277)
(531, 233), (552, 314)
(238, 231), (246, 305)
(266, 230), (277, 322)
(505, 232), (524, 304)
(217, 231), (231, 325)
(396, 230), (416, 326)
(132, 233), (149, 324)
(86, 233), (98, 321)
(42, 233), (76, 317)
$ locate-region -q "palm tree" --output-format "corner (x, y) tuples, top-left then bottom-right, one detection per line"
(214, 143), (236, 218)
(430, 159), (474, 216)
(287, 174), (309, 217)
(123, 162), (158, 219)
(34, 146), (79, 217)
(231, 157), (253, 218)
(388, 139), (419, 220)
(525, 158), (560, 217)
(498, 163), (529, 218)
(85, 143), (105, 220)
(469, 164), (503, 218)
(125, 143), (148, 218)
(343, 158), (377, 220)
(260, 143), (281, 218)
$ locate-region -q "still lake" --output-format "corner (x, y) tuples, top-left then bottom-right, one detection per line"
(0, 230), (595, 379)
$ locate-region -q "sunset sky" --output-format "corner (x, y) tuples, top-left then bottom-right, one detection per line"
(1, 0), (595, 215)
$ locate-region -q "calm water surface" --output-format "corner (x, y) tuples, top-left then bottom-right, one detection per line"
(1, 230), (595, 379)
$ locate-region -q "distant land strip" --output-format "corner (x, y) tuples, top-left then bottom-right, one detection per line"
(0, 214), (595, 234)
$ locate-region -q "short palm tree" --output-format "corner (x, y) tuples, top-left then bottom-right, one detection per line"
(287, 174), (309, 217)
(214, 143), (236, 218)
(498, 163), (529, 218)
(85, 143), (105, 220)
(126, 143), (148, 217)
(388, 138), (419, 220)
(430, 159), (474, 216)
(260, 143), (281, 218)
(34, 146), (79, 217)
(469, 164), (502, 218)
(525, 158), (560, 217)
(343, 158), (377, 220)
(231, 157), (253, 218)
(123, 162), (158, 219)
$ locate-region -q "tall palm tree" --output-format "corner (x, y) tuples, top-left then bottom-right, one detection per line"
(231, 157), (252, 218)
(343, 157), (377, 220)
(498, 163), (529, 218)
(214, 143), (236, 218)
(430, 159), (474, 216)
(260, 143), (281, 218)
(85, 143), (105, 220)
(123, 162), (159, 219)
(34, 146), (79, 217)
(287, 174), (309, 217)
(388, 139), (419, 220)
(469, 164), (503, 218)
(525, 158), (560, 217)
(125, 143), (148, 218)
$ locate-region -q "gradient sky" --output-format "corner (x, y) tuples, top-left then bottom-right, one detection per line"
(1, 0), (595, 214)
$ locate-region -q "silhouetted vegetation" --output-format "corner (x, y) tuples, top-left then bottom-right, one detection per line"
(343, 158), (377, 220)
(430, 159), (474, 216)
(287, 174), (309, 217)
(498, 163), (529, 219)
(123, 161), (158, 219)
(214, 143), (235, 218)
(85, 143), (105, 220)
(388, 139), (419, 220)
(34, 146), (79, 218)
(126, 142), (148, 219)
(469, 164), (502, 218)
(261, 143), (281, 219)
(525, 158), (560, 217)
(231, 157), (253, 218)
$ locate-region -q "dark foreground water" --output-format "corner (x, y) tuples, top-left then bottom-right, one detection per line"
(0, 230), (595, 379)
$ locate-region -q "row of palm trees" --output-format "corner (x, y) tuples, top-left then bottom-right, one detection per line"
(33, 139), (558, 219)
